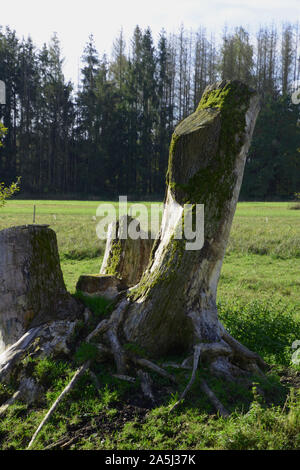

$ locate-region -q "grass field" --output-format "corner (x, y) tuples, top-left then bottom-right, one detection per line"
(0, 200), (299, 450)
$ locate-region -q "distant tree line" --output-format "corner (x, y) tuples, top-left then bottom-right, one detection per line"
(0, 23), (299, 200)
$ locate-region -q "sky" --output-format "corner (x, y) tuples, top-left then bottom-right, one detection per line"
(1, 0), (300, 84)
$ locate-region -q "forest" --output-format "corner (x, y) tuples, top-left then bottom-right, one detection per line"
(0, 22), (299, 200)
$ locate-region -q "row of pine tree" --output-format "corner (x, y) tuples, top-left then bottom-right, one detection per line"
(0, 23), (299, 199)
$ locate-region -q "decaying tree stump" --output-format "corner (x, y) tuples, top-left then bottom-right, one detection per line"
(100, 215), (153, 287)
(119, 80), (262, 360)
(76, 216), (153, 299)
(0, 225), (82, 353)
(76, 274), (128, 300)
(101, 80), (266, 386)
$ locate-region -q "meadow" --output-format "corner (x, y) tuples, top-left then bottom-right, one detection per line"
(0, 200), (299, 450)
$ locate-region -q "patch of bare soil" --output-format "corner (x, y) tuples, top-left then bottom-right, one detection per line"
(43, 401), (149, 450)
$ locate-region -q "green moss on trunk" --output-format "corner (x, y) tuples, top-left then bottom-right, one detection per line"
(168, 81), (255, 222)
(104, 240), (122, 276)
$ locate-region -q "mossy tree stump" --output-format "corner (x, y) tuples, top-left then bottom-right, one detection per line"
(104, 80), (266, 390)
(0, 225), (81, 353)
(100, 215), (153, 287)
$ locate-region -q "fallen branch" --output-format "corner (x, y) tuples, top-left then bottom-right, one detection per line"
(43, 423), (97, 450)
(27, 360), (91, 450)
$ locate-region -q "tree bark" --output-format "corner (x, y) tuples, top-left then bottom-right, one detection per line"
(116, 81), (261, 370)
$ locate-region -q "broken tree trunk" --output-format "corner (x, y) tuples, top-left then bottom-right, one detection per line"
(111, 80), (264, 378)
(100, 215), (153, 287)
(0, 225), (82, 353)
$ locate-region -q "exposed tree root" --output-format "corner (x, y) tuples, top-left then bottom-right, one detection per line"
(0, 390), (21, 417)
(89, 370), (102, 395)
(162, 361), (189, 370)
(200, 340), (232, 360)
(0, 326), (43, 381)
(112, 374), (136, 383)
(23, 315), (267, 448)
(220, 325), (268, 372)
(181, 356), (193, 369)
(86, 319), (110, 343)
(134, 357), (177, 384)
(163, 332), (267, 417)
(0, 298), (268, 450)
(25, 312), (123, 448)
(169, 344), (201, 413)
(106, 328), (127, 375)
(209, 356), (245, 382)
(94, 343), (111, 360)
(199, 379), (229, 417)
(137, 369), (155, 404)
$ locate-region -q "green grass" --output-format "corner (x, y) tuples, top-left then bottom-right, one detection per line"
(0, 200), (299, 450)
(96, 394), (300, 450)
(218, 298), (300, 366)
(218, 253), (300, 309)
(1, 200), (299, 292)
(0, 356), (299, 450)
(0, 199), (163, 266)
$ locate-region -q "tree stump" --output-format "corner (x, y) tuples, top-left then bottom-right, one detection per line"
(0, 225), (82, 353)
(108, 80), (265, 381)
(76, 274), (128, 300)
(100, 215), (153, 287)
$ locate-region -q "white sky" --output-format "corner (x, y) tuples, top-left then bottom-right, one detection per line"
(1, 0), (300, 84)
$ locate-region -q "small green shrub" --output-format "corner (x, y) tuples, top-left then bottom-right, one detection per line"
(218, 298), (300, 366)
(34, 358), (71, 388)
